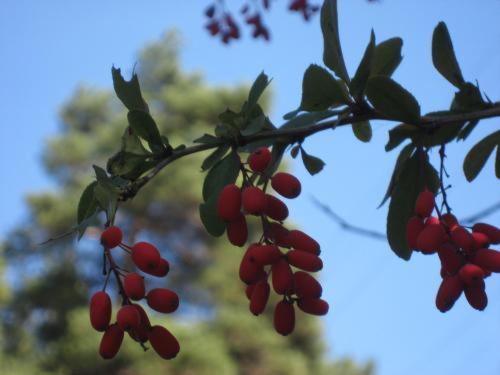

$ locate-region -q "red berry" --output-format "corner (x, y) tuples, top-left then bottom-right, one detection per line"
(239, 245), (266, 284)
(287, 230), (320, 255)
(440, 213), (458, 230)
(450, 226), (473, 251)
(472, 223), (500, 244)
(249, 280), (270, 315)
(226, 214), (248, 247)
(471, 232), (490, 250)
(100, 226), (123, 249)
(90, 291), (112, 332)
(264, 223), (291, 248)
(123, 273), (145, 300)
(437, 243), (464, 276)
(242, 186), (267, 215)
(248, 244), (282, 265)
(294, 271), (322, 299)
(99, 324), (124, 359)
(264, 194), (289, 221)
(217, 184), (242, 221)
(131, 242), (161, 274)
(464, 282), (488, 310)
(435, 275), (464, 313)
(426, 216), (440, 225)
(274, 301), (295, 336)
(148, 258), (170, 277)
(458, 264), (485, 286)
(132, 304), (151, 329)
(414, 190), (435, 218)
(406, 216), (425, 250)
(117, 305), (141, 331)
(147, 288), (179, 313)
(297, 298), (329, 316)
(128, 305), (150, 343)
(286, 250), (323, 272)
(472, 248), (500, 273)
(245, 284), (255, 300)
(248, 147), (271, 172)
(271, 258), (294, 295)
(271, 172), (301, 199)
(416, 224), (446, 254)
(148, 325), (180, 359)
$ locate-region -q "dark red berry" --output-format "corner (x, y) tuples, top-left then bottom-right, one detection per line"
(248, 244), (282, 265)
(464, 282), (488, 311)
(297, 298), (329, 315)
(472, 248), (500, 273)
(437, 243), (464, 276)
(435, 275), (464, 313)
(147, 288), (179, 313)
(242, 186), (267, 215)
(245, 284), (256, 300)
(416, 224), (446, 254)
(286, 250), (323, 272)
(274, 301), (295, 336)
(287, 230), (320, 255)
(264, 194), (289, 221)
(472, 223), (500, 244)
(294, 271), (322, 299)
(123, 273), (145, 300)
(264, 223), (291, 248)
(406, 216), (425, 250)
(217, 184), (242, 221)
(131, 242), (161, 274)
(450, 226), (473, 251)
(117, 305), (141, 331)
(440, 213), (458, 230)
(271, 258), (294, 294)
(415, 190), (435, 218)
(227, 214), (248, 247)
(148, 325), (180, 359)
(471, 232), (490, 250)
(100, 226), (122, 249)
(249, 280), (270, 315)
(271, 172), (301, 199)
(458, 264), (485, 286)
(248, 147), (271, 172)
(99, 324), (124, 359)
(240, 245), (266, 284)
(90, 291), (112, 332)
(148, 258), (170, 277)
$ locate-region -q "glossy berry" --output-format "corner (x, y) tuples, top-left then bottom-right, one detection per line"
(245, 284), (256, 300)
(472, 248), (500, 273)
(117, 305), (141, 331)
(436, 275), (464, 313)
(90, 291), (112, 332)
(415, 190), (435, 218)
(131, 242), (161, 274)
(242, 186), (267, 215)
(248, 244), (282, 265)
(148, 325), (180, 359)
(100, 226), (122, 249)
(440, 213), (458, 230)
(271, 172), (301, 199)
(297, 298), (329, 316)
(148, 258), (170, 277)
(458, 264), (485, 286)
(264, 223), (291, 248)
(437, 243), (463, 276)
(147, 288), (179, 313)
(274, 301), (295, 336)
(294, 271), (322, 299)
(123, 273), (146, 300)
(248, 147), (271, 172)
(271, 258), (294, 295)
(264, 194), (289, 221)
(99, 324), (124, 359)
(128, 305), (150, 343)
(249, 280), (270, 315)
(217, 184), (242, 221)
(287, 230), (320, 255)
(406, 216), (425, 250)
(226, 214), (248, 247)
(416, 224), (446, 254)
(240, 245), (266, 284)
(450, 226), (473, 251)
(472, 223), (500, 244)
(286, 250), (323, 272)
(464, 282), (488, 310)
(471, 232), (490, 250)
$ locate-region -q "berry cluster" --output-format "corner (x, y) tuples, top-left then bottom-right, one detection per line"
(90, 226), (180, 360)
(288, 0), (320, 21)
(217, 147), (329, 335)
(406, 190), (500, 312)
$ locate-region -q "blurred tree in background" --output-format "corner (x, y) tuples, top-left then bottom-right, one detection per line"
(0, 32), (374, 375)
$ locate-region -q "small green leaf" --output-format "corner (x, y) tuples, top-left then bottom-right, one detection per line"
(283, 108), (301, 120)
(432, 22), (465, 88)
(352, 120), (372, 143)
(199, 194), (226, 237)
(111, 67), (149, 112)
(301, 148), (325, 175)
(350, 30), (375, 100)
(93, 165), (117, 191)
(201, 145), (230, 172)
(194, 134), (220, 144)
(451, 82), (486, 111)
(241, 114), (266, 136)
(321, 0), (350, 83)
(385, 124), (418, 151)
(245, 72), (270, 115)
(457, 120), (479, 141)
(106, 151), (153, 180)
(127, 110), (166, 154)
(366, 76), (421, 124)
(122, 128), (150, 155)
(387, 152), (439, 260)
(282, 109), (339, 130)
(300, 64), (351, 111)
(77, 210), (101, 240)
(372, 37), (403, 77)
(94, 182), (119, 221)
(77, 181), (99, 224)
(418, 122), (465, 147)
(463, 130), (500, 182)
(202, 151), (241, 202)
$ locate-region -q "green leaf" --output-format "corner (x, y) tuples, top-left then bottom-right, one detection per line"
(451, 82), (486, 111)
(463, 130), (500, 181)
(194, 134), (220, 144)
(432, 22), (465, 88)
(93, 165), (117, 191)
(385, 124), (418, 151)
(300, 65), (351, 111)
(387, 152), (439, 260)
(202, 151), (241, 202)
(366, 76), (421, 124)
(77, 181), (99, 224)
(241, 114), (266, 136)
(245, 72), (270, 115)
(457, 120), (479, 141)
(301, 148), (325, 175)
(283, 108), (301, 120)
(122, 128), (150, 155)
(282, 109), (339, 130)
(201, 145), (230, 172)
(199, 194), (226, 237)
(349, 30), (375, 100)
(76, 210), (101, 240)
(321, 0), (350, 83)
(94, 182), (119, 222)
(379, 143), (415, 208)
(111, 66), (149, 112)
(352, 120), (372, 143)
(127, 110), (166, 154)
(418, 122), (465, 147)
(372, 37), (403, 77)
(106, 151), (153, 180)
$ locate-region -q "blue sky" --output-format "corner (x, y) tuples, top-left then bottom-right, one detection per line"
(1, 1), (500, 374)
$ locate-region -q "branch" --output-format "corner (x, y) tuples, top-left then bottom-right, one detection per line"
(120, 102), (500, 202)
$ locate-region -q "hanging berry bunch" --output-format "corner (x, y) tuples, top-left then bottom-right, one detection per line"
(90, 226), (180, 360)
(216, 147), (329, 335)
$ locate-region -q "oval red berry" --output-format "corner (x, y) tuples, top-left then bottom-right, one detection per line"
(90, 291), (112, 332)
